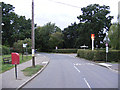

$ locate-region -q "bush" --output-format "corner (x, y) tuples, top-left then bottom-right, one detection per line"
(77, 49), (120, 62)
(53, 49), (77, 53)
(2, 45), (10, 55)
(13, 38), (32, 54)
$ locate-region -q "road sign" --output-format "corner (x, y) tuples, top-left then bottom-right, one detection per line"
(106, 43), (108, 47)
(23, 43), (27, 48)
(103, 36), (110, 43)
(56, 46), (58, 50)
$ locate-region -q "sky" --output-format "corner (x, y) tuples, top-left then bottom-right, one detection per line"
(1, 0), (120, 29)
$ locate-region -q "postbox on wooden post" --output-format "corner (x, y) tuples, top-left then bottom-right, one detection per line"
(11, 53), (20, 79)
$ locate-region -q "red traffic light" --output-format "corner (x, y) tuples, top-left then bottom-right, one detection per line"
(91, 34), (95, 39)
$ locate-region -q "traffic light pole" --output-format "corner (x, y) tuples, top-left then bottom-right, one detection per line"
(92, 39), (94, 50)
(32, 0), (35, 67)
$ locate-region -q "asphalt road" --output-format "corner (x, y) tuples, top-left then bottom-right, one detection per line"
(23, 53), (118, 89)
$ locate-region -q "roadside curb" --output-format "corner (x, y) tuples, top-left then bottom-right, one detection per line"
(16, 60), (50, 90)
(95, 63), (118, 73)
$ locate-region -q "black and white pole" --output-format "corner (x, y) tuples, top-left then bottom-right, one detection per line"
(106, 32), (109, 62)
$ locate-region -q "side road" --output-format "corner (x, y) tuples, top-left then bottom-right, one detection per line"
(1, 53), (50, 89)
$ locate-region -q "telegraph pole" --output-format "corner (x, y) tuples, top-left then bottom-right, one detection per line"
(32, 0), (35, 67)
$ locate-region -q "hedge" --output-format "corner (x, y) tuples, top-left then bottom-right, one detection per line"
(2, 45), (10, 55)
(77, 49), (120, 62)
(53, 49), (77, 53)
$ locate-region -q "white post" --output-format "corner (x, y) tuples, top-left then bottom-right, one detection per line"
(92, 39), (94, 50)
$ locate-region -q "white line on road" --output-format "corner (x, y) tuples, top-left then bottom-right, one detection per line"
(84, 78), (92, 90)
(74, 66), (80, 72)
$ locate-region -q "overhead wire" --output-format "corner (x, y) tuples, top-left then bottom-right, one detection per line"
(48, 0), (82, 9)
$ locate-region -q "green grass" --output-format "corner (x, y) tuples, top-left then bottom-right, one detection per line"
(1, 54), (32, 73)
(22, 65), (43, 76)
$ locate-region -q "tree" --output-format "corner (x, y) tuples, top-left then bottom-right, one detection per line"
(108, 23), (120, 49)
(49, 32), (64, 49)
(63, 4), (113, 49)
(2, 2), (15, 46)
(63, 22), (79, 48)
(2, 2), (32, 47)
(35, 22), (62, 51)
(77, 4), (113, 48)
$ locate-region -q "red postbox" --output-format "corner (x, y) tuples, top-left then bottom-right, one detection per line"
(11, 53), (20, 64)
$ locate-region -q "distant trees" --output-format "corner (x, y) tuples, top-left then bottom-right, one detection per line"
(63, 22), (79, 48)
(63, 4), (113, 49)
(35, 22), (64, 51)
(49, 32), (64, 49)
(108, 23), (120, 49)
(2, 2), (115, 51)
(2, 2), (32, 47)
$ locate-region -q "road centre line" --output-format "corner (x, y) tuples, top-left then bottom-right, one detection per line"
(74, 66), (80, 72)
(74, 64), (92, 89)
(84, 78), (92, 90)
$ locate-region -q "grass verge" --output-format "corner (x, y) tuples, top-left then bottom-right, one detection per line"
(1, 54), (32, 73)
(22, 65), (43, 76)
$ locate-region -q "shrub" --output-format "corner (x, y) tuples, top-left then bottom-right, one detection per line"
(13, 38), (32, 54)
(2, 45), (10, 55)
(77, 49), (120, 62)
(53, 49), (77, 53)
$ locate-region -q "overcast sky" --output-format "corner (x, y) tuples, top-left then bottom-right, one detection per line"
(2, 0), (120, 29)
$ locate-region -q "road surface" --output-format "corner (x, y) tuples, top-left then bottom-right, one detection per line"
(23, 53), (118, 89)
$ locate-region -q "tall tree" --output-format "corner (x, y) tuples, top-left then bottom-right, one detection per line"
(63, 4), (113, 49)
(35, 22), (62, 51)
(49, 32), (64, 49)
(63, 22), (78, 48)
(2, 2), (15, 46)
(77, 4), (113, 48)
(2, 2), (32, 47)
(108, 23), (120, 49)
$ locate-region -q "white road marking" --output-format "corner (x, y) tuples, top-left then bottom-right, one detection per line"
(74, 66), (80, 72)
(76, 63), (79, 66)
(74, 63), (94, 66)
(84, 78), (92, 89)
(42, 61), (48, 64)
(87, 63), (94, 65)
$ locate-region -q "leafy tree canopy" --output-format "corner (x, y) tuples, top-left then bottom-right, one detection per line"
(2, 2), (32, 47)
(108, 23), (120, 49)
(35, 22), (63, 51)
(63, 4), (113, 48)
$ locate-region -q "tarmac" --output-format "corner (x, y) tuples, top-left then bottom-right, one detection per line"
(0, 53), (119, 89)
